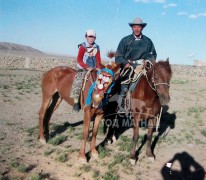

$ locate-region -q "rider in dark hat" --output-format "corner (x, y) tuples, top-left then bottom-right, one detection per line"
(115, 17), (157, 112)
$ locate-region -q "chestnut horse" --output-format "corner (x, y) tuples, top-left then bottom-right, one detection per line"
(128, 59), (172, 164)
(38, 61), (120, 163)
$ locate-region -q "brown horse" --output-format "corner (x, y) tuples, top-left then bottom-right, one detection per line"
(129, 59), (172, 164)
(38, 60), (120, 163)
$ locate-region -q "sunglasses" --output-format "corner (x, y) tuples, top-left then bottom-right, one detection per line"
(87, 36), (95, 38)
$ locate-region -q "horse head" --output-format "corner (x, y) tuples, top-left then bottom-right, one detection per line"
(91, 62), (120, 108)
(89, 51), (120, 108)
(152, 58), (172, 105)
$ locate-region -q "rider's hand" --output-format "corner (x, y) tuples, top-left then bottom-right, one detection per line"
(86, 67), (93, 71)
(124, 63), (131, 69)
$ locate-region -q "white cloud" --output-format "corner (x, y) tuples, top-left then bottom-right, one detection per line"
(188, 12), (206, 19)
(163, 3), (177, 8)
(198, 13), (206, 17)
(187, 52), (195, 59)
(189, 14), (198, 19)
(177, 11), (206, 19)
(134, 0), (166, 3)
(177, 12), (188, 16)
(154, 0), (165, 3)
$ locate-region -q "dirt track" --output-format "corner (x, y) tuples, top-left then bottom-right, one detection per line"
(0, 65), (206, 180)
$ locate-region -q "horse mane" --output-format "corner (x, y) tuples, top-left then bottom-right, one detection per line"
(107, 51), (120, 59)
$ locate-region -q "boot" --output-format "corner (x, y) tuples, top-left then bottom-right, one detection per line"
(117, 95), (125, 113)
(116, 84), (129, 113)
(73, 98), (80, 112)
(73, 103), (80, 112)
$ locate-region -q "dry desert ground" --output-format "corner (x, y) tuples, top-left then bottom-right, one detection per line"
(0, 59), (206, 180)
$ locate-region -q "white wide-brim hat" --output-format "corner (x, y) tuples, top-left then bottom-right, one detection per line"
(128, 17), (147, 27)
(86, 29), (96, 37)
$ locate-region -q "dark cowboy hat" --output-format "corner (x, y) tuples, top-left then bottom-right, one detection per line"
(128, 17), (147, 27)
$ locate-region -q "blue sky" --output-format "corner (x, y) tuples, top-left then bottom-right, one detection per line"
(1, 0), (206, 65)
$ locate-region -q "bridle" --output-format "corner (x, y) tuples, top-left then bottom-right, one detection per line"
(85, 68), (115, 108)
(145, 65), (170, 93)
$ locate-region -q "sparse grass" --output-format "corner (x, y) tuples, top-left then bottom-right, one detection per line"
(29, 172), (50, 180)
(102, 170), (119, 180)
(185, 133), (193, 143)
(25, 126), (39, 136)
(200, 129), (206, 137)
(2, 85), (10, 89)
(17, 164), (27, 173)
(121, 158), (133, 173)
(74, 164), (92, 177)
(9, 159), (27, 173)
(172, 79), (189, 84)
(98, 122), (104, 134)
(50, 123), (59, 131)
(108, 153), (126, 169)
(5, 122), (16, 126)
(15, 96), (21, 100)
(67, 126), (75, 137)
(117, 135), (133, 152)
(79, 164), (91, 172)
(98, 145), (109, 159)
(29, 173), (42, 180)
(55, 152), (68, 162)
(187, 107), (206, 116)
(75, 132), (83, 140)
(14, 77), (39, 91)
(48, 135), (67, 146)
(92, 170), (100, 179)
(194, 138), (205, 144)
(44, 149), (54, 156)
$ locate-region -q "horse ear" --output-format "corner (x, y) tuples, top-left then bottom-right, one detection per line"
(111, 63), (121, 72)
(166, 57), (169, 62)
(151, 60), (156, 65)
(98, 63), (105, 69)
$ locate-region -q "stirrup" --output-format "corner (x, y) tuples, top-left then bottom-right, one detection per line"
(117, 106), (125, 113)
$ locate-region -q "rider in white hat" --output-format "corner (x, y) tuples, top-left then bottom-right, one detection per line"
(73, 29), (102, 112)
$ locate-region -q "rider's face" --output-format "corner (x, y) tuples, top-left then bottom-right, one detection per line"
(132, 25), (144, 37)
(86, 36), (96, 45)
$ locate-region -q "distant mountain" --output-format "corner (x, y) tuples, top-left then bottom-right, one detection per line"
(0, 42), (45, 56)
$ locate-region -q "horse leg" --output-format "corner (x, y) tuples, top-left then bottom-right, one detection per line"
(38, 94), (52, 144)
(104, 117), (116, 144)
(130, 114), (140, 165)
(78, 107), (92, 163)
(44, 93), (61, 139)
(146, 118), (155, 161)
(90, 114), (104, 159)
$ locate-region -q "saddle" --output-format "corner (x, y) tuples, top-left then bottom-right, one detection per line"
(120, 60), (153, 93)
(70, 70), (94, 109)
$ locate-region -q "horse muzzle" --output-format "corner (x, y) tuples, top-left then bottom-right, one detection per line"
(159, 95), (170, 106)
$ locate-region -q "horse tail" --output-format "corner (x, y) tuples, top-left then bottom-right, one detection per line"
(107, 51), (119, 59)
(41, 71), (48, 80)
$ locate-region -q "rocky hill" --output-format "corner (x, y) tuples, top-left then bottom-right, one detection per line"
(0, 42), (45, 56)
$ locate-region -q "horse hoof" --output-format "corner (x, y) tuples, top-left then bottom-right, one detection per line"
(129, 159), (136, 165)
(107, 140), (112, 145)
(147, 157), (155, 162)
(39, 138), (46, 144)
(112, 136), (117, 143)
(78, 157), (87, 164)
(91, 152), (99, 159)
